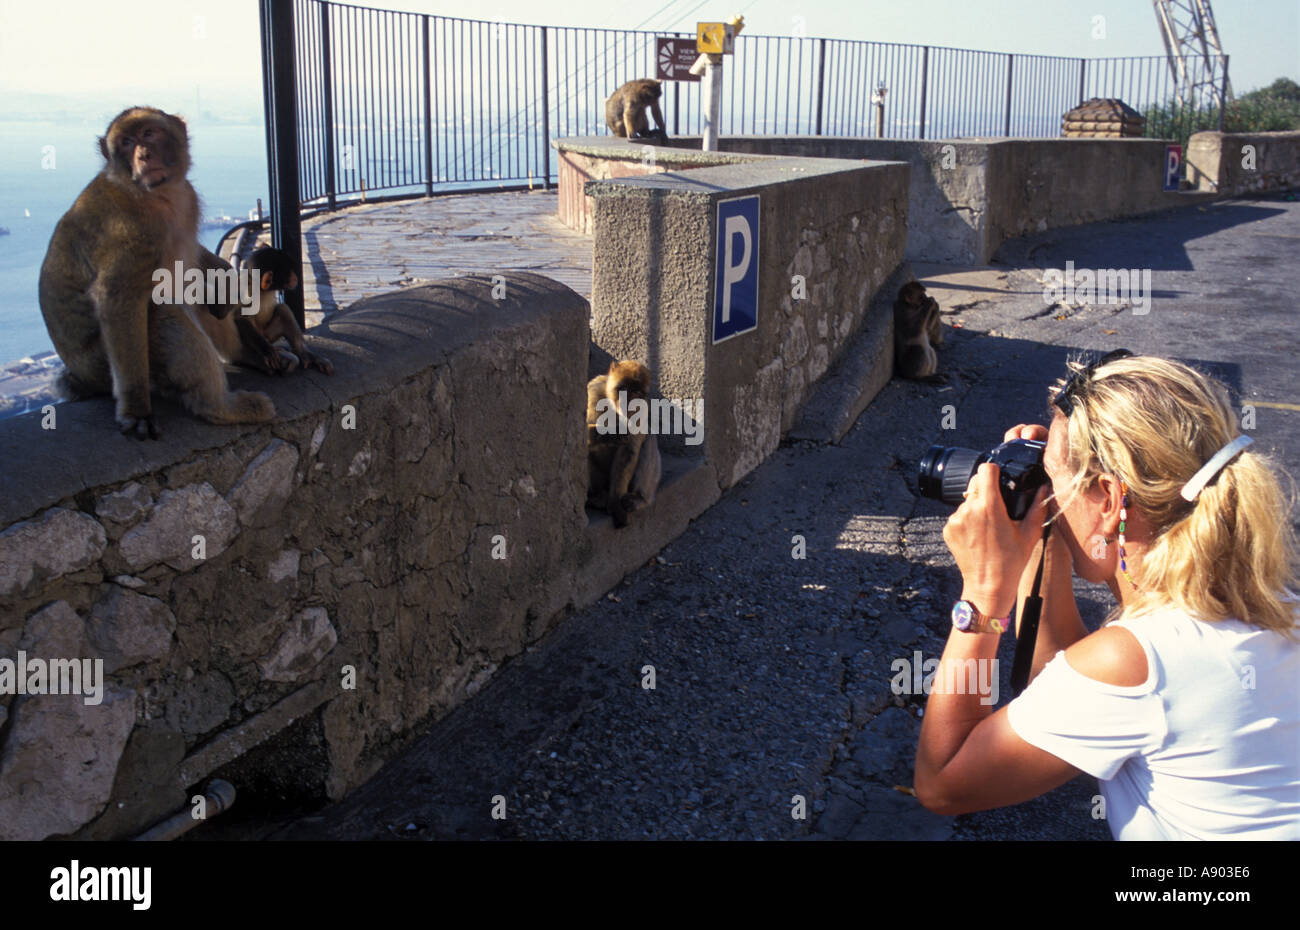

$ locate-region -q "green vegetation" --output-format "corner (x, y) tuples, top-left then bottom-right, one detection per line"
(1143, 77), (1300, 147)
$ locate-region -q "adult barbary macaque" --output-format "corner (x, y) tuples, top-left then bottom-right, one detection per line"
(38, 106), (274, 438)
(893, 280), (945, 382)
(586, 359), (662, 528)
(605, 79), (668, 141)
(197, 247), (334, 376)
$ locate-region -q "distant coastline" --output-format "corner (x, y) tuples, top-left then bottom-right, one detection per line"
(1, 89), (261, 126)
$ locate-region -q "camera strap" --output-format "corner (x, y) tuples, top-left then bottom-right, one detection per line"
(1010, 522), (1052, 697)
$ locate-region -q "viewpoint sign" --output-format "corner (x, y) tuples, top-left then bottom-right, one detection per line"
(713, 195), (760, 344)
(656, 37), (701, 82)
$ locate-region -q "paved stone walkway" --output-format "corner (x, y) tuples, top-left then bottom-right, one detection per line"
(295, 189), (592, 316)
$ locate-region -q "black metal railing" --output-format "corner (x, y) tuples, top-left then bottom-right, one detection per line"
(264, 1), (1231, 213)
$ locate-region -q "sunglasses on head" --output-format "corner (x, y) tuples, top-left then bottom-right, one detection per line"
(1052, 348), (1134, 417)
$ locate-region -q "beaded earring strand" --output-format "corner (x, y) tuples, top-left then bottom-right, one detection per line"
(1117, 480), (1139, 589)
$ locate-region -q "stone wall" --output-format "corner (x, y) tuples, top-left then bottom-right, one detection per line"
(2, 129), (929, 839)
(558, 148), (662, 234)
(613, 135), (1238, 264)
(555, 142), (752, 235)
(701, 137), (993, 264)
(980, 138), (1214, 258)
(0, 273), (593, 839)
(1186, 130), (1300, 196)
(566, 139), (910, 486)
(0, 137), (913, 837)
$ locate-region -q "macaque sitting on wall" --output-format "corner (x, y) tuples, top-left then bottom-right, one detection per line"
(605, 79), (668, 142)
(38, 106), (274, 438)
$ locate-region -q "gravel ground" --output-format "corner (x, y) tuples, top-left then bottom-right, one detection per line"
(220, 193), (1297, 842)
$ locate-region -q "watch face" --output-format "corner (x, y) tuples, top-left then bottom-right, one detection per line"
(952, 600), (973, 631)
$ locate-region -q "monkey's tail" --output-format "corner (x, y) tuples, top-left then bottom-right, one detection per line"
(183, 388), (276, 425)
(55, 369), (103, 401)
(220, 390), (276, 424)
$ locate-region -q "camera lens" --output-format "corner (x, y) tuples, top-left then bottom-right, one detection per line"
(918, 445), (985, 506)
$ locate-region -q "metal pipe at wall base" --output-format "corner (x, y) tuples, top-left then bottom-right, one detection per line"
(132, 780), (237, 842)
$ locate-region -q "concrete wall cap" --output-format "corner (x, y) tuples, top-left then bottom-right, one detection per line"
(0, 272), (587, 528)
(584, 156), (906, 200)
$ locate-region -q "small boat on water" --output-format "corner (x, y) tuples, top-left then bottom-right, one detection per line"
(201, 214), (240, 230)
(0, 227), (9, 236)
(202, 204), (264, 230)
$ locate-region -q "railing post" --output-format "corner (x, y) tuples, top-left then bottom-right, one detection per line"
(1078, 57), (1086, 105)
(320, 2), (336, 212)
(1217, 54), (1229, 132)
(541, 26), (551, 190)
(814, 38), (825, 135)
(1003, 53), (1014, 137)
(674, 79), (680, 137)
(260, 0), (304, 329)
(918, 46), (929, 139)
(423, 14), (433, 196)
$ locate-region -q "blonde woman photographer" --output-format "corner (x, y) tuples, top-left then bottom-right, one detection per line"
(914, 351), (1300, 839)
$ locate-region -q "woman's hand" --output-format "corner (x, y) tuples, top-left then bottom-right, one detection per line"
(942, 453), (1051, 620)
(1003, 422), (1048, 444)
(1003, 420), (1070, 568)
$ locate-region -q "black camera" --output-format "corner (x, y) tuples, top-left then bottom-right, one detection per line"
(918, 438), (1049, 520)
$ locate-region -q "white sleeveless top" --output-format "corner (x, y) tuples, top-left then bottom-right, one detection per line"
(1006, 607), (1300, 839)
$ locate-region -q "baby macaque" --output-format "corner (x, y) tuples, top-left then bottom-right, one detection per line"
(198, 247), (333, 376)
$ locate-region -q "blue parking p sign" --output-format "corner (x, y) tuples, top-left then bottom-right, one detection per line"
(1163, 144), (1183, 192)
(713, 195), (760, 344)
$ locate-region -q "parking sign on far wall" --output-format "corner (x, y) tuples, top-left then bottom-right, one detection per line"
(1164, 144), (1183, 192)
(713, 195), (760, 344)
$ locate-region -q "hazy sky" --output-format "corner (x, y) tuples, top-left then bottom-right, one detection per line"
(1, 0), (1296, 111)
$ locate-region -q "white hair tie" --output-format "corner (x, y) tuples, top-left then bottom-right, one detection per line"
(1181, 435), (1253, 502)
